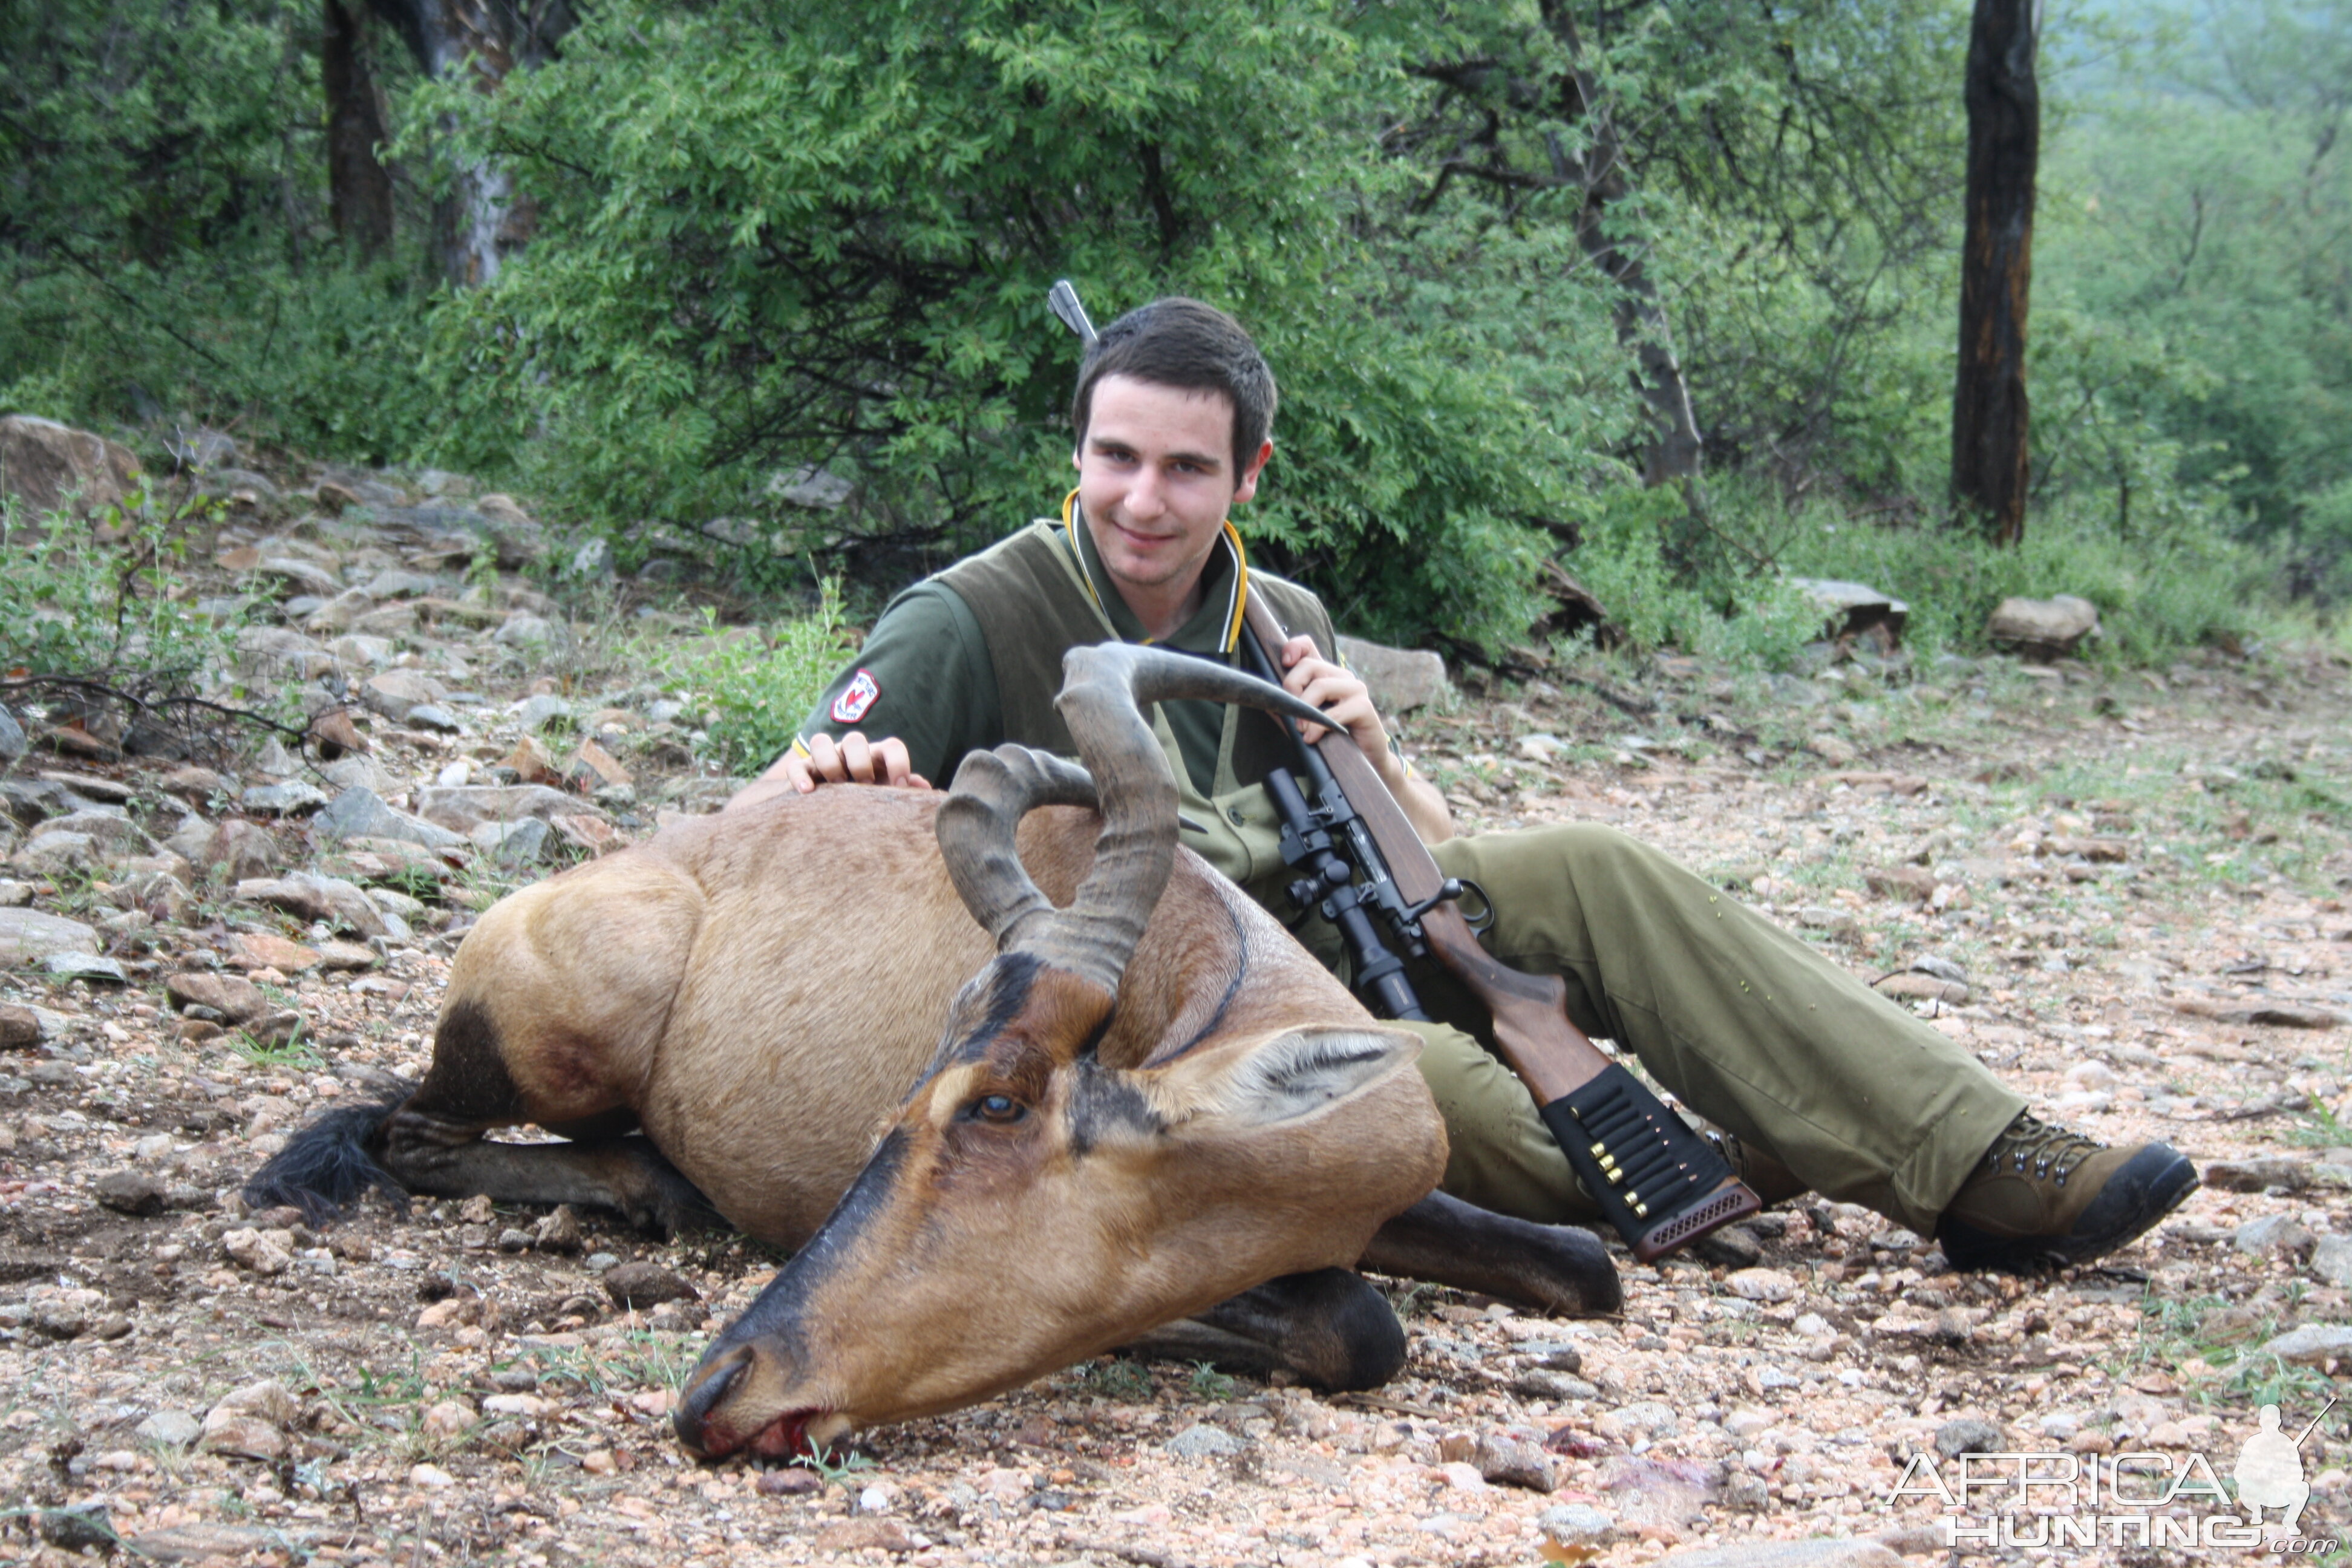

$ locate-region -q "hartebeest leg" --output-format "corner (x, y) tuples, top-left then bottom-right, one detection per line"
(373, 1104), (721, 1236)
(366, 1004), (720, 1236)
(1116, 1269), (1406, 1391)
(1116, 1196), (1618, 1390)
(1357, 1191), (1622, 1317)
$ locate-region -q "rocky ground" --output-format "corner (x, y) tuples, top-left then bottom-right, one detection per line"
(2, 453), (2350, 1568)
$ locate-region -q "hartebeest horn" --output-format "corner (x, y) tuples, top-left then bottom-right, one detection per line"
(935, 748), (1099, 950)
(936, 642), (1330, 997)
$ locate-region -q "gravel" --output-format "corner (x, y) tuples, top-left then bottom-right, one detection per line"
(3, 471), (2350, 1566)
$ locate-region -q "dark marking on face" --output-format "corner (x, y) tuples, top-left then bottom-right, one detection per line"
(1068, 1058), (1161, 1157)
(717, 1128), (911, 1349)
(906, 955), (1040, 1098)
(935, 953), (1046, 1071)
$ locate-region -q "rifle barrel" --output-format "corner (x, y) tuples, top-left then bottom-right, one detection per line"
(1048, 279), (1098, 346)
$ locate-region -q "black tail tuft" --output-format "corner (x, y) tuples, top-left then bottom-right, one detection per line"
(241, 1085), (413, 1223)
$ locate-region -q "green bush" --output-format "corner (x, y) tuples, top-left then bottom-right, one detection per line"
(667, 585), (858, 776)
(410, 0), (1612, 653)
(0, 494), (246, 706)
(1553, 468), (2275, 673)
(2033, 3), (2352, 602)
(1548, 484), (1822, 672)
(1769, 491), (2271, 667)
(0, 0), (440, 462)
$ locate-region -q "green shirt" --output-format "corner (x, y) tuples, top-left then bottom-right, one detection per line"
(792, 501), (1359, 969)
(799, 509), (1249, 795)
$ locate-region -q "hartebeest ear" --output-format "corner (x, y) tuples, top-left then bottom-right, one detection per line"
(1144, 1027), (1423, 1129)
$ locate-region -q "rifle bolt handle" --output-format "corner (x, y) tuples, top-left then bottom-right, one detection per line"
(1400, 878), (1468, 925)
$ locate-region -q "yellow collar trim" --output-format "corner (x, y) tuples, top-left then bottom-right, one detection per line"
(1057, 490), (1248, 654)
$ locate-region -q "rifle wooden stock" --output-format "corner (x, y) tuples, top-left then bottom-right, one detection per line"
(1240, 595), (1760, 1261)
(1416, 903), (1584, 1103)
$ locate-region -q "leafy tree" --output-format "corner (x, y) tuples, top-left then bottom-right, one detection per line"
(1361, 0), (1977, 596)
(2036, 0), (2352, 596)
(1494, 0), (1975, 497)
(0, 0), (438, 459)
(418, 0), (1608, 647)
(3, 0), (2319, 656)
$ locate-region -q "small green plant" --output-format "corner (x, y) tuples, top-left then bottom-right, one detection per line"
(2117, 1286), (2342, 1416)
(227, 1019), (323, 1071)
(441, 838), (543, 911)
(307, 1350), (432, 1441)
(2289, 1094), (2352, 1151)
(530, 1342), (615, 1400)
(2226, 1349), (2339, 1414)
(465, 539), (501, 596)
(1186, 1361), (1238, 1402)
(0, 490), (241, 701)
(1077, 1357), (1155, 1401)
(610, 1328), (703, 1393)
(1383, 1281), (1437, 1322)
(793, 1439), (877, 1494)
(33, 864), (108, 921)
(668, 581), (856, 775)
(529, 1328), (702, 1402)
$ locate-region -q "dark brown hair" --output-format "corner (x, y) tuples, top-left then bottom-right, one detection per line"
(1070, 296), (1276, 482)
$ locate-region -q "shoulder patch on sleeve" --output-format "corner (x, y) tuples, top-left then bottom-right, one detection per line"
(830, 668), (881, 725)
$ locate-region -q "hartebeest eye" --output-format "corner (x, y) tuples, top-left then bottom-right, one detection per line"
(970, 1094), (1025, 1124)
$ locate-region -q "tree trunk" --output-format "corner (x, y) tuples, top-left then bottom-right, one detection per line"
(1950, 0), (2040, 546)
(324, 0), (395, 260)
(367, 0), (574, 286)
(1538, 3), (1705, 496)
(1579, 192), (1705, 493)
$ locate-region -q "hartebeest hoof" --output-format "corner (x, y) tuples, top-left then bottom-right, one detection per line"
(1357, 1191), (1622, 1317)
(1115, 1268), (1408, 1391)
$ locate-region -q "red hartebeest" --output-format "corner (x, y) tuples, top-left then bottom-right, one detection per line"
(249, 646), (1617, 1460)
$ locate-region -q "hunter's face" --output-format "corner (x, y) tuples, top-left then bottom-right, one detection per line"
(1075, 375), (1270, 612)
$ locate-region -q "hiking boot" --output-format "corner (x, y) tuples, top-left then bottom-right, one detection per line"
(1936, 1112), (2198, 1272)
(1703, 1127), (1810, 1208)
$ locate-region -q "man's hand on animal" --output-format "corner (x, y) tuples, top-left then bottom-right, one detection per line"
(786, 730), (928, 792)
(727, 730), (929, 814)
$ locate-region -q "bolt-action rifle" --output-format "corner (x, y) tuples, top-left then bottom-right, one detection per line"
(1048, 279), (1762, 1261)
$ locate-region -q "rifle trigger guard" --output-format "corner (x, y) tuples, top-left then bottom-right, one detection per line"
(1448, 877), (1495, 935)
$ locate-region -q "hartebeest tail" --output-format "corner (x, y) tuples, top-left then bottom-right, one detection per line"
(245, 1086), (412, 1221)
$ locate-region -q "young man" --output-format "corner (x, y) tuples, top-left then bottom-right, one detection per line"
(733, 296), (2198, 1271)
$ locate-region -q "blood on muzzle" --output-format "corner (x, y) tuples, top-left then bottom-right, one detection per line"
(673, 1343), (751, 1455)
